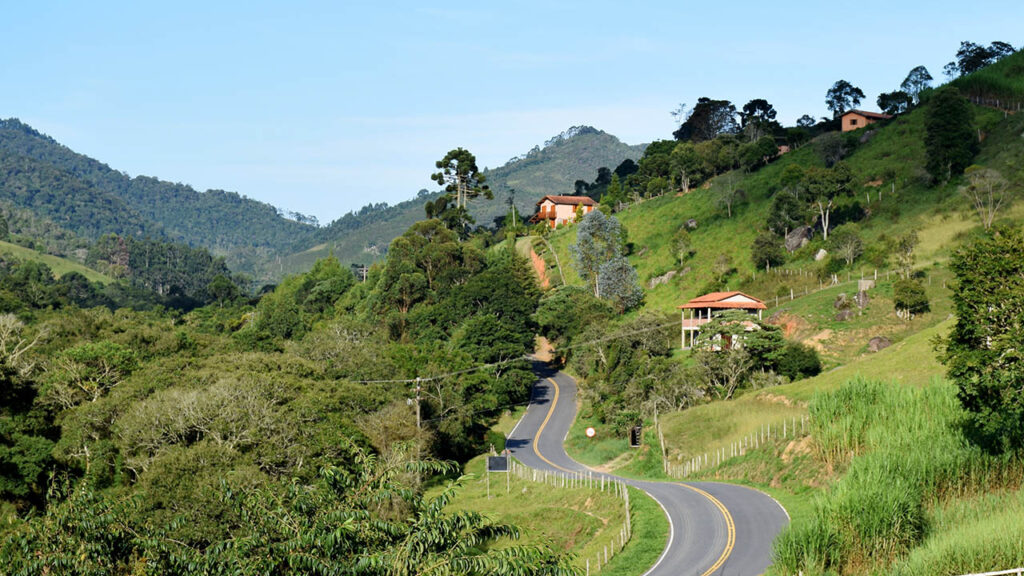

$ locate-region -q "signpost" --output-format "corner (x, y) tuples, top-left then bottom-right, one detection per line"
(487, 452), (510, 496)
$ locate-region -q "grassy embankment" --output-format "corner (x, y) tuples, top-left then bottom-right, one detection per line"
(0, 240), (113, 283)
(438, 409), (670, 575)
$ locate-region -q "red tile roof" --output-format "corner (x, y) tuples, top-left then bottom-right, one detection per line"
(843, 109), (894, 120)
(536, 195), (598, 206)
(678, 291), (767, 310)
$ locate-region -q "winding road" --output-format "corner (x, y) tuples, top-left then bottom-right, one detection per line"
(506, 362), (789, 576)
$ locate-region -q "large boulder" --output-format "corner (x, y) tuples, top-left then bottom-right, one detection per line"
(785, 226), (814, 252)
(814, 248), (828, 262)
(648, 270), (678, 289)
(868, 336), (892, 353)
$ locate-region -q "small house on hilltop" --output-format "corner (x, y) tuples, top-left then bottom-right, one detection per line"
(840, 110), (893, 132)
(529, 195), (597, 229)
(678, 291), (766, 349)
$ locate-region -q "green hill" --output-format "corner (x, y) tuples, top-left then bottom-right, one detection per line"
(0, 240), (113, 284)
(0, 118), (318, 283)
(286, 126), (645, 274)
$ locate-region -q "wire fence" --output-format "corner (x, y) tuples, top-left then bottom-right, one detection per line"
(659, 415), (811, 478)
(505, 459), (631, 575)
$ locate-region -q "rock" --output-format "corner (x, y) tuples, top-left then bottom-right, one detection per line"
(858, 279), (875, 292)
(868, 336), (892, 353)
(855, 290), (870, 309)
(833, 293), (849, 309)
(648, 270), (678, 289)
(835, 309), (855, 322)
(814, 248), (828, 261)
(859, 129), (876, 144)
(685, 218), (698, 230)
(785, 226), (813, 252)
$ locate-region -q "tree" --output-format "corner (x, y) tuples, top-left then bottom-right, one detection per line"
(740, 99), (780, 140)
(894, 231), (919, 279)
(715, 171), (745, 218)
(960, 166), (1014, 229)
(805, 163), (853, 241)
(669, 142), (702, 192)
(430, 148), (492, 234)
(946, 40), (1017, 78)
(825, 80), (865, 118)
(877, 90), (913, 115)
(570, 210), (624, 297)
(815, 132), (846, 167)
(827, 225), (863, 266)
(767, 188), (805, 236)
(596, 256), (644, 312)
(942, 228), (1024, 451)
(925, 86), (977, 182)
(751, 232), (785, 270)
(893, 278), (929, 320)
(673, 97), (739, 142)
(900, 65), (933, 104)
(796, 115), (817, 128)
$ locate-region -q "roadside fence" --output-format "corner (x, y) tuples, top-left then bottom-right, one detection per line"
(660, 415), (811, 478)
(507, 459), (631, 574)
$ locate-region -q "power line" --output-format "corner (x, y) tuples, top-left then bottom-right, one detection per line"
(345, 318), (684, 386)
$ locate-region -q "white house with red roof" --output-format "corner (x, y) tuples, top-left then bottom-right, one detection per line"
(529, 195), (598, 229)
(678, 291), (767, 349)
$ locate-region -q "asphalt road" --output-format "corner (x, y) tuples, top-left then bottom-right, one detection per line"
(506, 361), (789, 576)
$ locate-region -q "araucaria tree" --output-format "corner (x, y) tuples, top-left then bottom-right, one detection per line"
(942, 228), (1024, 451)
(924, 86), (977, 182)
(429, 148), (492, 232)
(825, 80), (865, 118)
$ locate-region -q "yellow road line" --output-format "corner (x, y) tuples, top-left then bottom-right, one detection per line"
(532, 377), (576, 474)
(676, 483), (736, 576)
(534, 375), (736, 576)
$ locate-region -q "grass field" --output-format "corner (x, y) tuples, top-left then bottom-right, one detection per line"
(0, 240), (113, 283)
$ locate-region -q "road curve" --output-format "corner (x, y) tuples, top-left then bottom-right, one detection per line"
(506, 361), (789, 576)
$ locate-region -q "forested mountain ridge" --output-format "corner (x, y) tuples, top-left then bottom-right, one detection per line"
(286, 126), (646, 273)
(0, 118), (318, 282)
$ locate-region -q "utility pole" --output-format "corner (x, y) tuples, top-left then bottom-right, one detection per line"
(414, 377), (422, 430)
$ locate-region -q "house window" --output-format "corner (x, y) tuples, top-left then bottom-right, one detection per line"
(850, 118), (858, 126)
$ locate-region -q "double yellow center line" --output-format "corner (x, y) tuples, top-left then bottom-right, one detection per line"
(532, 376), (737, 576)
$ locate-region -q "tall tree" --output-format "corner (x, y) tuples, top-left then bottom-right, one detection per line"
(825, 80), (865, 118)
(877, 90), (913, 115)
(570, 211), (623, 298)
(673, 97), (739, 142)
(945, 40), (1017, 78)
(942, 228), (1024, 451)
(796, 115), (818, 128)
(900, 65), (933, 104)
(960, 166), (1014, 229)
(740, 99), (780, 140)
(430, 148), (492, 211)
(924, 86), (976, 182)
(804, 163), (853, 241)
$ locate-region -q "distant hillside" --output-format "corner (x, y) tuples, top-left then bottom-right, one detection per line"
(288, 126), (646, 273)
(0, 119), (318, 282)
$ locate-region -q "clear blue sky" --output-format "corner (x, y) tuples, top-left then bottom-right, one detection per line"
(1, 1), (1021, 223)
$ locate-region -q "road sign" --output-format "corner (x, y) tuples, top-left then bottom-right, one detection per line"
(585, 426), (596, 438)
(629, 425), (642, 448)
(487, 456), (509, 472)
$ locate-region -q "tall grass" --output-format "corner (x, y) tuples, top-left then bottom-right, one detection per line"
(773, 378), (1024, 575)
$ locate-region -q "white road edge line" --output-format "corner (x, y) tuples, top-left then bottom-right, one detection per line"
(506, 382), (535, 441)
(639, 489), (676, 576)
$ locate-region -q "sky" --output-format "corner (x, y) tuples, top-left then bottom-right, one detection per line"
(1, 1), (1022, 224)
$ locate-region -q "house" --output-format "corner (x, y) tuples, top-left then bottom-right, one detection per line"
(678, 291), (767, 349)
(840, 110), (893, 132)
(529, 195), (598, 228)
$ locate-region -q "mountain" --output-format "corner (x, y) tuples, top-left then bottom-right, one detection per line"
(287, 126), (646, 273)
(0, 119), (318, 283)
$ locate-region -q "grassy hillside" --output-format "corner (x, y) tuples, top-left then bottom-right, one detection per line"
(0, 240), (113, 284)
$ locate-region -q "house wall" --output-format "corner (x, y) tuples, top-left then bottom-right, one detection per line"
(538, 201), (594, 227)
(842, 113), (877, 132)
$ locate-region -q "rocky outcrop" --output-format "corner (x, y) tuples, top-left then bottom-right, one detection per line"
(785, 226), (813, 252)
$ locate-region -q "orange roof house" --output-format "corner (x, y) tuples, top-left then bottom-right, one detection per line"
(678, 291), (766, 349)
(529, 195), (598, 229)
(840, 110), (893, 132)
